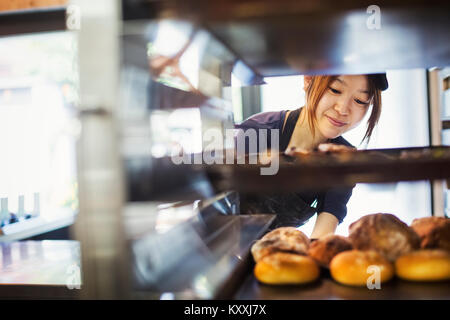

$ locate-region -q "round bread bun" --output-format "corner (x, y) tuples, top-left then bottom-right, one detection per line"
(254, 252), (320, 285)
(251, 227), (310, 262)
(410, 217), (450, 251)
(349, 213), (420, 262)
(308, 234), (353, 268)
(330, 250), (395, 286)
(395, 249), (450, 282)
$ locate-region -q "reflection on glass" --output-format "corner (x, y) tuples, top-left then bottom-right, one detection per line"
(147, 20), (200, 93)
(0, 241), (80, 286)
(149, 108), (202, 158)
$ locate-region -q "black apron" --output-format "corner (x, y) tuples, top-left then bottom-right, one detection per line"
(239, 108), (319, 229)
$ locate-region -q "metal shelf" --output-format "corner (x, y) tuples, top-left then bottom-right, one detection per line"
(0, 212), (76, 242)
(205, 146), (450, 193)
(126, 0), (450, 76)
(235, 271), (450, 300)
(0, 7), (66, 37)
(442, 120), (450, 130)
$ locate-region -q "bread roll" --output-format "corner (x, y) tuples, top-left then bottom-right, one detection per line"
(251, 227), (310, 262)
(330, 250), (395, 286)
(395, 249), (450, 282)
(411, 217), (450, 251)
(349, 213), (420, 261)
(308, 234), (353, 268)
(254, 252), (320, 285)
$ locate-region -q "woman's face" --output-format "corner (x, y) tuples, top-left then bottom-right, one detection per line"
(314, 75), (371, 140)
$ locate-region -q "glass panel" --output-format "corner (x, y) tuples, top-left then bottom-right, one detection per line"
(0, 32), (79, 226)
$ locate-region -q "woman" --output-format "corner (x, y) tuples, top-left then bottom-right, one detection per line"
(235, 73), (388, 238)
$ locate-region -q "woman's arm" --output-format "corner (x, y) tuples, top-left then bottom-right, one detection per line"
(310, 211), (339, 239)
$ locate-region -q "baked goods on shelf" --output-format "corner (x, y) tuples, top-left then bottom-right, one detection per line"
(410, 216), (450, 251)
(395, 249), (450, 282)
(349, 213), (420, 262)
(250, 214), (449, 287)
(251, 227), (316, 285)
(308, 234), (353, 268)
(250, 227), (310, 263)
(254, 252), (320, 285)
(330, 250), (395, 286)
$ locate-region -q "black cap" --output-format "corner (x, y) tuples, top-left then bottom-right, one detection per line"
(368, 73), (388, 91)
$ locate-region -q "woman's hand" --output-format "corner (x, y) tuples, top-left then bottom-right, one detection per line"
(317, 143), (356, 153)
(284, 143), (355, 157)
(310, 212), (339, 239)
(284, 146), (310, 157)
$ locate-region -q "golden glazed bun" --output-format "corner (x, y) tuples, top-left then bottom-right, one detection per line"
(330, 250), (395, 286)
(308, 234), (353, 268)
(395, 249), (450, 282)
(251, 227), (310, 262)
(349, 213), (420, 262)
(410, 217), (450, 251)
(254, 252), (320, 285)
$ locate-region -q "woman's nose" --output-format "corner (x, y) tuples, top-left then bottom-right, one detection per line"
(334, 98), (351, 115)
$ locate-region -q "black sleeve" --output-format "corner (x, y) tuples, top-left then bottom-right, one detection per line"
(319, 136), (356, 222)
(318, 186), (354, 223)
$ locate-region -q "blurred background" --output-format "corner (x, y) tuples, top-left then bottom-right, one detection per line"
(0, 0), (449, 300)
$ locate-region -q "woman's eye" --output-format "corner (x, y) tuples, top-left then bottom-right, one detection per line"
(355, 99), (369, 106)
(329, 87), (341, 94)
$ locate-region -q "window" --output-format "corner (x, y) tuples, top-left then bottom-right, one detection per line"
(261, 75), (305, 112)
(0, 31), (78, 223)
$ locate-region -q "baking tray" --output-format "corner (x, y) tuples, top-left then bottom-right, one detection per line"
(234, 267), (450, 300)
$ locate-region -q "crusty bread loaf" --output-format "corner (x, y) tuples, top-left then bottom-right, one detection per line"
(349, 213), (420, 262)
(308, 234), (353, 268)
(330, 250), (395, 286)
(395, 249), (450, 282)
(251, 227), (310, 263)
(411, 217), (450, 251)
(254, 252), (320, 285)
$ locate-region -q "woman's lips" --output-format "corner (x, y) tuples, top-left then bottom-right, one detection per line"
(326, 115), (347, 127)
